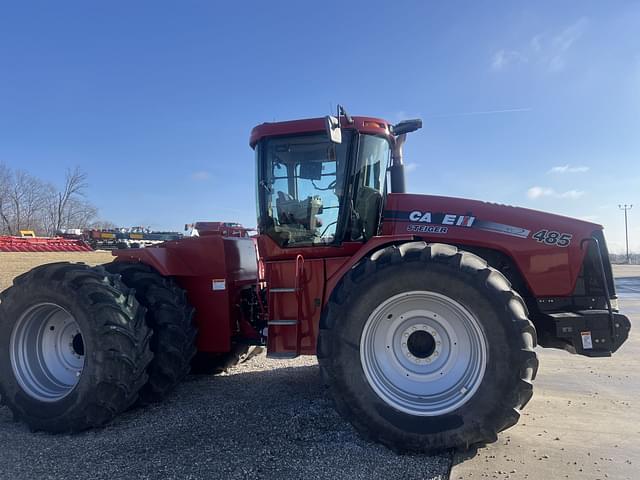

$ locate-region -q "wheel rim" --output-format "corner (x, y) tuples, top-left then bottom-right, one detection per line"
(10, 303), (85, 402)
(360, 291), (487, 416)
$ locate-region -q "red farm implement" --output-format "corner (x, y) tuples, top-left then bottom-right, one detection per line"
(0, 235), (92, 252)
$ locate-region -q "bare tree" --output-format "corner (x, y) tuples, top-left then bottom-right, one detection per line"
(6, 170), (51, 233)
(0, 166), (56, 235)
(45, 167), (90, 234)
(0, 163), (12, 234)
(0, 164), (104, 236)
(62, 197), (98, 230)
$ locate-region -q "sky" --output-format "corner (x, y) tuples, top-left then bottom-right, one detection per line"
(0, 1), (638, 252)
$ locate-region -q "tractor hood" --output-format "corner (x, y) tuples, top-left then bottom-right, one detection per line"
(382, 193), (603, 297)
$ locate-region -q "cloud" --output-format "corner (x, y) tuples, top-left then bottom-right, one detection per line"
(491, 49), (527, 71)
(527, 186), (585, 200)
(404, 162), (418, 173)
(191, 171), (211, 181)
(545, 17), (589, 71)
(492, 17), (588, 72)
(547, 164), (590, 174)
(560, 189), (585, 199)
(527, 186), (555, 199)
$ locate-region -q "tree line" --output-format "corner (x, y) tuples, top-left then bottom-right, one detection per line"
(0, 163), (110, 236)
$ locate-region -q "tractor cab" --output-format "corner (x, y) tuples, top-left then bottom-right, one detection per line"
(251, 113), (421, 248)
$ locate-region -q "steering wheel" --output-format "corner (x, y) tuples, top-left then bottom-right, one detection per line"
(319, 220), (337, 238)
(311, 179), (336, 191)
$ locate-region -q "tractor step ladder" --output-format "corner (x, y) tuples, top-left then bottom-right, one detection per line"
(267, 254), (304, 358)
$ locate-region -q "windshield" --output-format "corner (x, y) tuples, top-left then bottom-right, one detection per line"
(258, 132), (352, 246)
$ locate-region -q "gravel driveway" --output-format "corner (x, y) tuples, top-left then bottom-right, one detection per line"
(0, 355), (450, 480)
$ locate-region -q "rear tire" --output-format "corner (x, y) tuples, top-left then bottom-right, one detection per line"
(317, 242), (538, 452)
(104, 262), (197, 404)
(0, 263), (152, 432)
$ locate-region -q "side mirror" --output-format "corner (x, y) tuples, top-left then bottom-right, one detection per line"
(325, 115), (342, 144)
(392, 119), (422, 136)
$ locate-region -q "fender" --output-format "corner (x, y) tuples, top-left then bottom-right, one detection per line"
(323, 237), (533, 309)
(382, 193), (602, 297)
(324, 235), (414, 305)
(113, 235), (258, 353)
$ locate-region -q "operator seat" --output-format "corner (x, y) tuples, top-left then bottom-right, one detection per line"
(276, 191), (297, 225)
(275, 191), (324, 244)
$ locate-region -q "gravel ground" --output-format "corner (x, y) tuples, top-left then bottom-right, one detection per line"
(0, 355), (450, 480)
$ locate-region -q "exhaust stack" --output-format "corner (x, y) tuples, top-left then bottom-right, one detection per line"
(390, 119), (422, 193)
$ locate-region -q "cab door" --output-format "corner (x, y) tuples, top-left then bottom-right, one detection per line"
(256, 133), (351, 357)
(263, 254), (326, 357)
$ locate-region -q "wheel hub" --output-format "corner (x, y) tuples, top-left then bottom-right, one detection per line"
(360, 291), (488, 416)
(10, 303), (85, 402)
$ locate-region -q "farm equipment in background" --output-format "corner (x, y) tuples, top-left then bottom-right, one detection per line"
(0, 109), (631, 453)
(185, 221), (252, 238)
(63, 227), (184, 250)
(0, 234), (92, 252)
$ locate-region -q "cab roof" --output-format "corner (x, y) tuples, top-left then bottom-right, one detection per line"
(249, 116), (391, 148)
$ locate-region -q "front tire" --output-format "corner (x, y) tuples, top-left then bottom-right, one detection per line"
(0, 263), (152, 432)
(318, 242), (538, 452)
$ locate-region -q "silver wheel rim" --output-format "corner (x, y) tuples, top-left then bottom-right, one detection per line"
(10, 303), (85, 402)
(360, 291), (487, 416)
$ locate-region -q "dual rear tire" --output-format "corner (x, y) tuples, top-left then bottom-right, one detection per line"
(0, 263), (152, 432)
(0, 262), (197, 432)
(104, 262), (197, 404)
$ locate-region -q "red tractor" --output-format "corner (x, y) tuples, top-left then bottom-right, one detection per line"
(0, 109), (631, 452)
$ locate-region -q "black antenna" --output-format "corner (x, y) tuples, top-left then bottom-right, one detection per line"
(337, 104), (353, 124)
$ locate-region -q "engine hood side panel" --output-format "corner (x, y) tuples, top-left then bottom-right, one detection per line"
(382, 193), (602, 297)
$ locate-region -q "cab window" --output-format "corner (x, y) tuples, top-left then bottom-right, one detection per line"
(258, 133), (352, 247)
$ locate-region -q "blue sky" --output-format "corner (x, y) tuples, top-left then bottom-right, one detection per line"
(0, 1), (638, 252)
